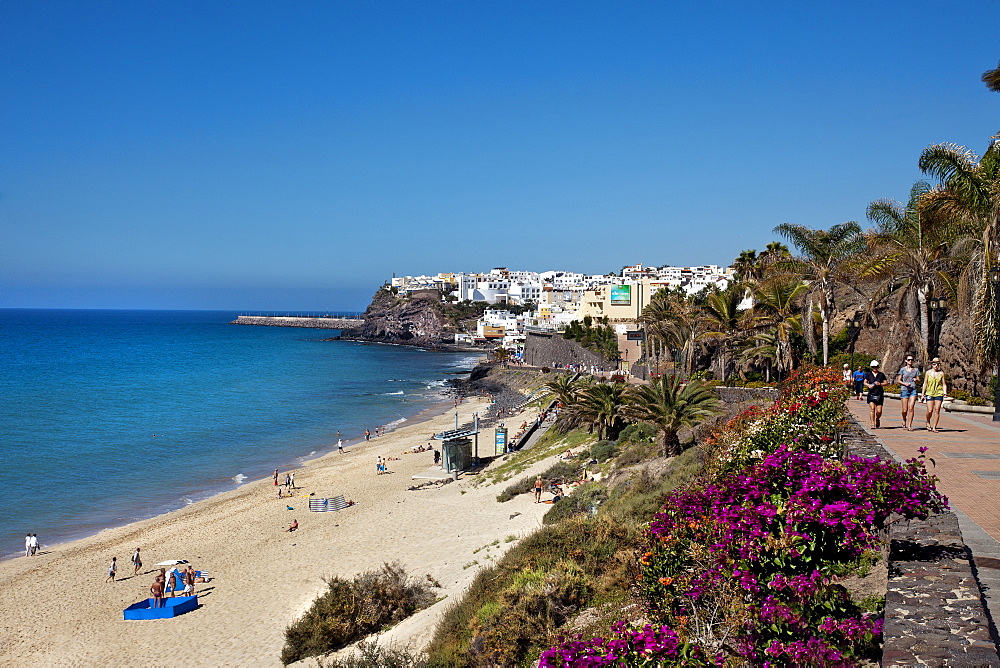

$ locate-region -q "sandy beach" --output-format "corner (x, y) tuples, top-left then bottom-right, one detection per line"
(0, 396), (556, 667)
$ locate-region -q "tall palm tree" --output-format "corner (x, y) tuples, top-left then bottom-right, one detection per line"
(774, 221), (865, 365)
(626, 376), (721, 456)
(572, 381), (630, 440)
(737, 330), (780, 383)
(919, 138), (1000, 367)
(861, 181), (964, 361)
(640, 289), (706, 376)
(701, 284), (748, 380)
(983, 60), (1000, 93)
(747, 278), (809, 376)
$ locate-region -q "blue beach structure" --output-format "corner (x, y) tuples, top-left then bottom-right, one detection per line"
(123, 595), (198, 620)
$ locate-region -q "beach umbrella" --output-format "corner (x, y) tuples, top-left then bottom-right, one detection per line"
(154, 559), (188, 566)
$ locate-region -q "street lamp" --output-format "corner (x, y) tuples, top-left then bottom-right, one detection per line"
(847, 316), (863, 371)
(991, 266), (1000, 422)
(928, 297), (948, 359)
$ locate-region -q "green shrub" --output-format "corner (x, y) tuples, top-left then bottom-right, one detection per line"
(950, 388), (970, 401)
(615, 441), (658, 467)
(281, 562), (437, 665)
(425, 517), (640, 667)
(316, 640), (425, 668)
(496, 461), (580, 502)
(967, 396), (989, 406)
(542, 482), (609, 525)
(590, 439), (619, 463)
(618, 422), (656, 445)
(827, 352), (878, 371)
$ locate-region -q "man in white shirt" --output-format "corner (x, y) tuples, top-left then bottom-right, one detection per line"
(24, 533), (31, 557)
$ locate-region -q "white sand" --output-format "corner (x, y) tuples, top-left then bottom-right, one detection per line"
(0, 397), (558, 667)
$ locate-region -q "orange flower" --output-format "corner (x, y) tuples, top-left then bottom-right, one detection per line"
(658, 576), (673, 586)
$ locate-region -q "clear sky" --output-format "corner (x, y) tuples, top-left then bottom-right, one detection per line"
(2, 1), (997, 311)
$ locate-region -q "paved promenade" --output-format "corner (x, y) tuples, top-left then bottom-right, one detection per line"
(846, 399), (1000, 543)
(846, 398), (1000, 645)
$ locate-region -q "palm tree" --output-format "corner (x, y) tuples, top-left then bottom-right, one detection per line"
(774, 221), (865, 365)
(747, 278), (809, 377)
(919, 138), (1000, 367)
(572, 381), (631, 441)
(701, 284), (748, 380)
(983, 61), (1000, 93)
(626, 376), (721, 456)
(641, 289), (707, 377)
(543, 373), (588, 408)
(861, 181), (964, 361)
(737, 330), (780, 383)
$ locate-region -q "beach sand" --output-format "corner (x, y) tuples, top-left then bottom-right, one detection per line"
(0, 396), (557, 667)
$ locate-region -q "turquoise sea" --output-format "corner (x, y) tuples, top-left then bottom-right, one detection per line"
(0, 309), (479, 559)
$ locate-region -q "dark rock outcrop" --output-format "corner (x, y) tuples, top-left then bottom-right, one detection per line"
(339, 288), (457, 346)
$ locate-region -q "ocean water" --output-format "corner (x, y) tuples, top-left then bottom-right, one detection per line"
(0, 309), (480, 559)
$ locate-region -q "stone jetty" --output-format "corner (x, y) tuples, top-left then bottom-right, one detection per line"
(230, 315), (363, 329)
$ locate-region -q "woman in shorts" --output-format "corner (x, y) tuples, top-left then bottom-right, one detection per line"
(922, 358), (948, 432)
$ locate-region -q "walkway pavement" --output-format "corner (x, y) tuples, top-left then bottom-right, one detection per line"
(846, 398), (1000, 640)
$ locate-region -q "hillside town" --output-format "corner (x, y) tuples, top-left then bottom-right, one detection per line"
(390, 264), (735, 352)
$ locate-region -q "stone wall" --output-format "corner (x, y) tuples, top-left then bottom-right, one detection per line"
(522, 331), (610, 369)
(841, 422), (1000, 665)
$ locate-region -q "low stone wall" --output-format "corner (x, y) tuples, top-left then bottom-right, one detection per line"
(841, 424), (1000, 665)
(712, 386), (778, 404)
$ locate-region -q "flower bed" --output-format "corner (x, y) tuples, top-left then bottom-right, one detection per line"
(541, 367), (948, 667)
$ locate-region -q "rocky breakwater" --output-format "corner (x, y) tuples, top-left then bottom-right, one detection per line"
(338, 287), (460, 347)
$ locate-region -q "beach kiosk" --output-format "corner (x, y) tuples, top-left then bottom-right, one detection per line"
(432, 412), (481, 473)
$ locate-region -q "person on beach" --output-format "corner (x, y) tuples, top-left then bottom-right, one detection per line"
(534, 477), (543, 503)
(277, 487), (283, 499)
(29, 534), (38, 556)
(338, 438), (344, 453)
(433, 449), (440, 466)
(164, 566), (178, 598)
(273, 469), (279, 486)
(864, 360), (888, 429)
(24, 533), (31, 557)
(131, 547), (142, 576)
(106, 557), (117, 583)
(183, 566), (196, 596)
(290, 472), (296, 489)
(852, 366), (865, 400)
(923, 357), (948, 432)
(151, 576), (165, 607)
(284, 473), (291, 487)
(896, 354), (921, 431)
(287, 519), (298, 532)
(365, 429), (371, 441)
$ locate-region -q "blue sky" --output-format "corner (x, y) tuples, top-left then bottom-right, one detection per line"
(2, 1), (997, 311)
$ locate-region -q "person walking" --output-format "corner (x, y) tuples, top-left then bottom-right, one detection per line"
(864, 360), (888, 429)
(106, 556), (117, 583)
(289, 472), (296, 489)
(923, 357), (948, 432)
(30, 534), (38, 556)
(533, 477), (544, 503)
(896, 354), (921, 431)
(338, 438), (344, 453)
(24, 533), (31, 558)
(842, 363), (853, 392)
(273, 469), (279, 486)
(852, 366), (866, 400)
(131, 547), (143, 576)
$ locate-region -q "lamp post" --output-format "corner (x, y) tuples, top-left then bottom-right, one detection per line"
(928, 297), (947, 360)
(991, 266), (1000, 422)
(847, 317), (862, 371)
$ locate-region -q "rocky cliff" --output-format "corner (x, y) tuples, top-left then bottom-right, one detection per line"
(338, 287), (458, 346)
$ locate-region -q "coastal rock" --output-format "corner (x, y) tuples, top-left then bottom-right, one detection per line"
(340, 288), (457, 346)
